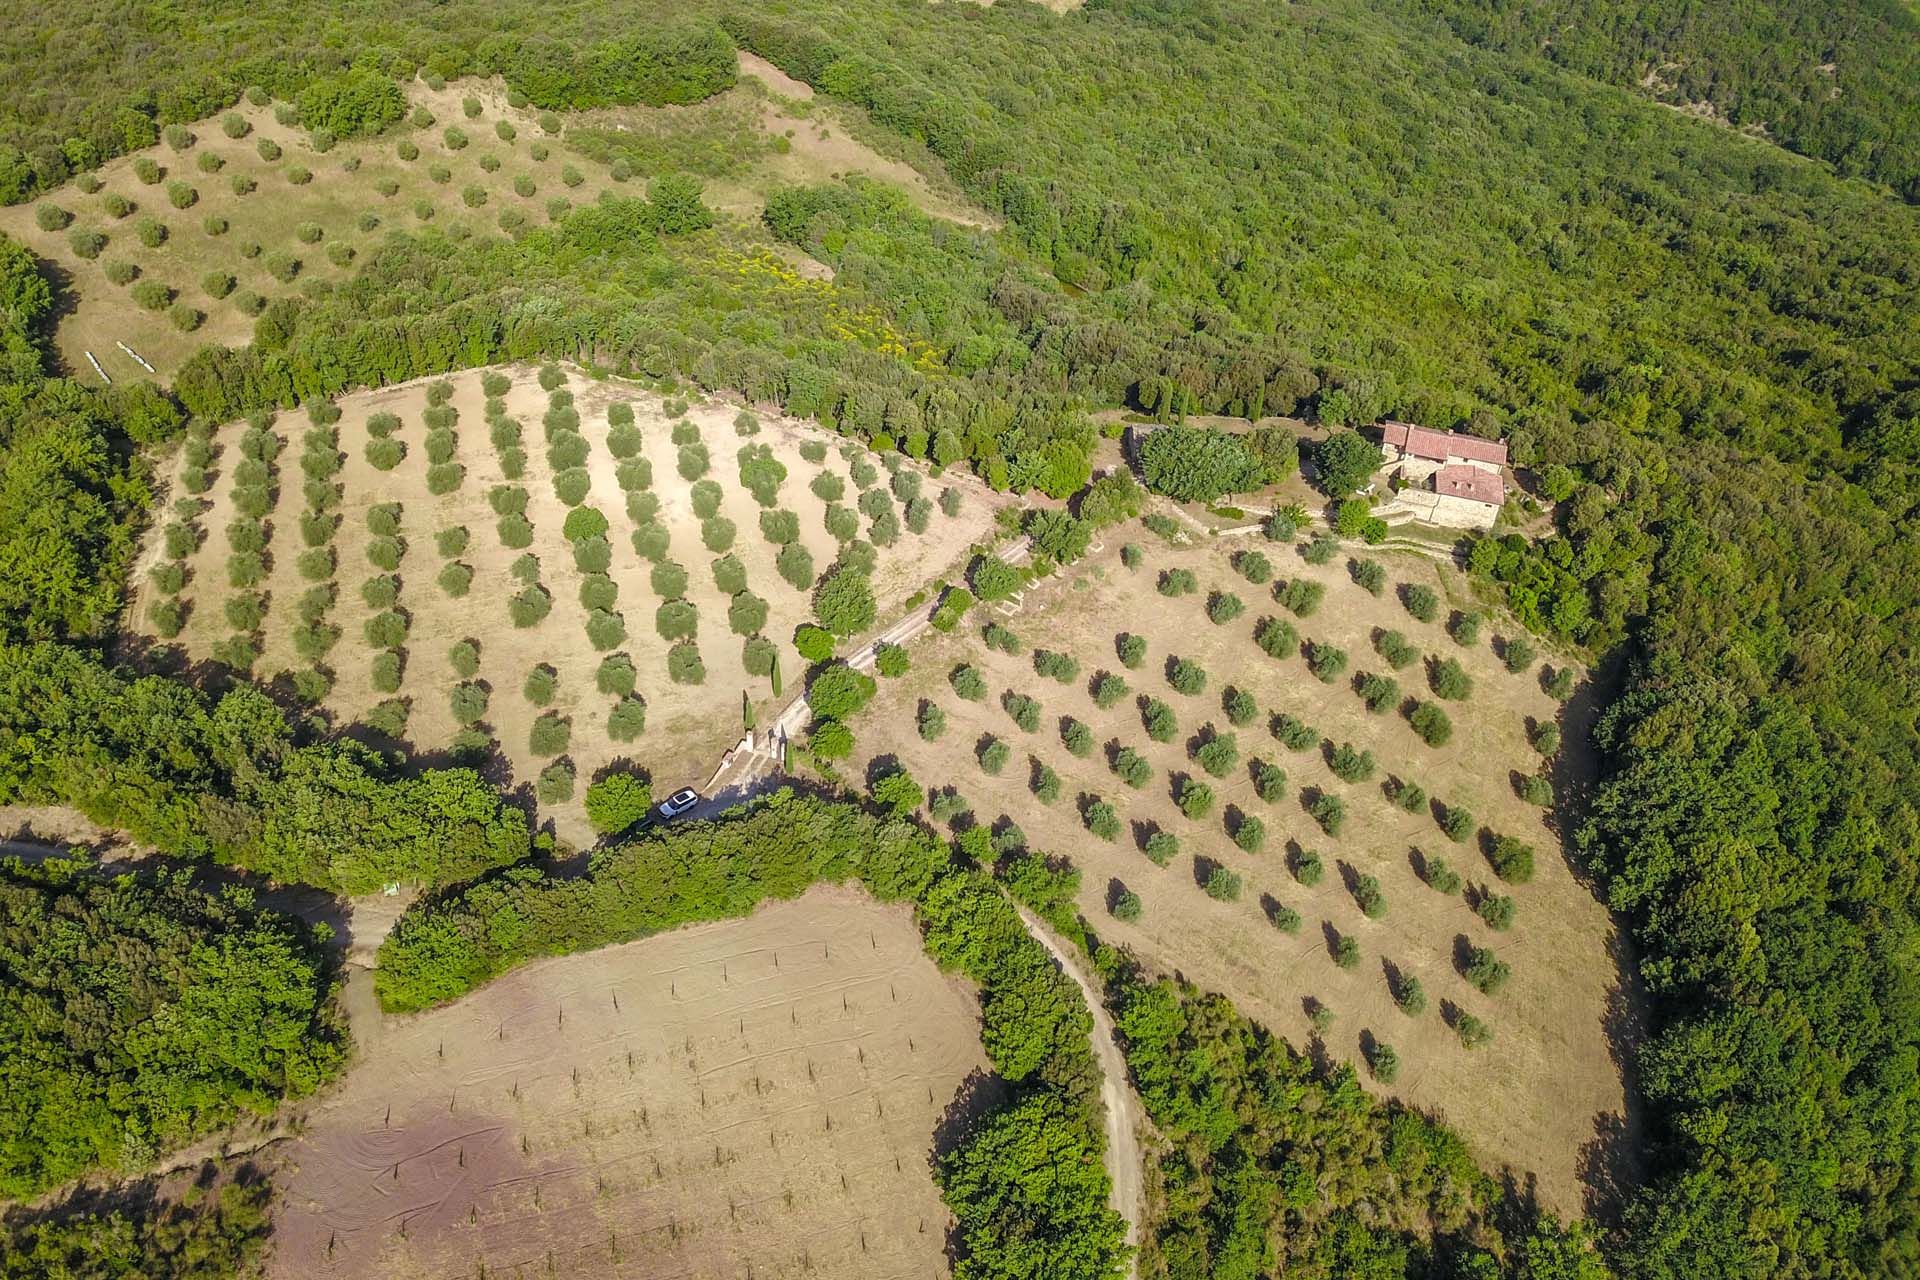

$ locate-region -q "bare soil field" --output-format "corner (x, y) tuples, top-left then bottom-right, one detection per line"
(268, 887), (985, 1280)
(0, 80), (620, 380)
(127, 363), (1001, 842)
(849, 529), (1630, 1215)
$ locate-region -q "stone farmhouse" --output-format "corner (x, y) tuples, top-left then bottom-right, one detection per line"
(1378, 421), (1509, 529)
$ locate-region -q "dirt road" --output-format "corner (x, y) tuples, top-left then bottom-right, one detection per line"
(1016, 907), (1143, 1271)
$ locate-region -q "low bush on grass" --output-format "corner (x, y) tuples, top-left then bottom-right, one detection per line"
(1488, 835), (1536, 883)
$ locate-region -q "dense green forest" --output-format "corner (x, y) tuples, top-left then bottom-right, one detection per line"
(378, 789), (1130, 1280)
(0, 0), (1913, 1275)
(0, 645), (532, 893)
(1, 1163), (274, 1278)
(0, 860), (344, 1197)
(1387, 0), (1920, 200)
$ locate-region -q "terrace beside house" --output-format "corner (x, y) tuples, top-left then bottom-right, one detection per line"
(1378, 421), (1509, 529)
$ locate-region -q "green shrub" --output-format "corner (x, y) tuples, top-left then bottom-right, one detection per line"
(1502, 634), (1537, 673)
(1430, 657), (1473, 700)
(1243, 758), (1285, 805)
(225, 551), (266, 588)
(1234, 549), (1273, 584)
(949, 664), (988, 701)
(1157, 567), (1197, 597)
(1111, 747), (1152, 789)
(148, 561), (186, 596)
(552, 467), (590, 506)
(1292, 847), (1324, 885)
(360, 575), (399, 610)
(608, 696), (649, 741)
(1388, 777), (1427, 813)
(1310, 791), (1346, 835)
(1488, 835), (1536, 883)
(363, 610), (408, 649)
(1033, 649), (1080, 683)
(874, 643), (910, 677)
(365, 537), (405, 573)
(1002, 691), (1043, 734)
(1193, 729), (1239, 778)
(296, 547), (335, 581)
(450, 682), (490, 726)
(536, 762), (576, 804)
(1178, 777), (1214, 820)
(365, 438), (405, 471)
(585, 774), (654, 835)
(509, 586), (552, 627)
(370, 650), (404, 694)
(1421, 856), (1462, 895)
(1545, 666), (1576, 700)
(794, 624), (835, 661)
(1084, 800), (1122, 841)
(1204, 865), (1242, 902)
(529, 712), (571, 757)
(1232, 813), (1266, 853)
(1206, 591), (1245, 624)
(1410, 701), (1453, 746)
(362, 697), (408, 737)
(776, 542), (814, 589)
(1301, 532), (1339, 565)
(1141, 698), (1177, 743)
(1476, 893), (1516, 931)
(742, 635), (778, 677)
(130, 280), (171, 311)
(1167, 657), (1207, 696)
(667, 642), (705, 684)
(1277, 578), (1325, 617)
(1464, 946), (1511, 994)
(1255, 616), (1299, 660)
(1350, 558), (1386, 596)
(497, 514), (534, 548)
(437, 562), (473, 597)
(585, 609), (627, 651)
(1305, 639), (1348, 682)
(1402, 583), (1439, 622)
(917, 700), (947, 741)
(1144, 830), (1179, 865)
(1328, 742), (1375, 783)
(978, 737), (1011, 775)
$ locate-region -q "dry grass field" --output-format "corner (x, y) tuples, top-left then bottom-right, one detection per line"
(268, 888), (985, 1280)
(0, 79), (621, 380)
(127, 363), (1001, 842)
(849, 526), (1630, 1215)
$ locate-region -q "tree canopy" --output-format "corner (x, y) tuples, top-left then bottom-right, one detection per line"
(0, 859), (345, 1197)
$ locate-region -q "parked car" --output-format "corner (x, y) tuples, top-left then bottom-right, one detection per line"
(655, 787), (700, 821)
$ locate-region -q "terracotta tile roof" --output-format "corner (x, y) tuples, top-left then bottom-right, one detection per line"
(1434, 463), (1505, 506)
(1381, 421), (1509, 467)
